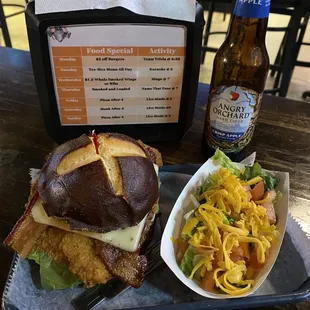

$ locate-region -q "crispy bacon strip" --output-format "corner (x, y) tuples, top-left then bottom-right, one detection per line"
(4, 191), (48, 258)
(4, 194), (48, 259)
(4, 215), (47, 258)
(92, 205), (157, 287)
(137, 140), (163, 167)
(94, 241), (147, 288)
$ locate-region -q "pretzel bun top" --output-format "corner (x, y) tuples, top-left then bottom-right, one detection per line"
(37, 133), (160, 233)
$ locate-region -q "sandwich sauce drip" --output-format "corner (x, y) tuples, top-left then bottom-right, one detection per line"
(90, 130), (100, 154)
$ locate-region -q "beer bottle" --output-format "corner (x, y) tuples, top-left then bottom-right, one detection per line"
(202, 0), (270, 159)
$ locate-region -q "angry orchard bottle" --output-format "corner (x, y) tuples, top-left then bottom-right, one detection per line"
(202, 0), (270, 159)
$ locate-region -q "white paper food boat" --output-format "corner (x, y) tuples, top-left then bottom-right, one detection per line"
(160, 158), (289, 299)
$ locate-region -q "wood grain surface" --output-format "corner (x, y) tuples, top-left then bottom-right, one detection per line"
(0, 47), (309, 309)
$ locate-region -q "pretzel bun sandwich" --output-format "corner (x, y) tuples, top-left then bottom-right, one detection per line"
(4, 132), (162, 289)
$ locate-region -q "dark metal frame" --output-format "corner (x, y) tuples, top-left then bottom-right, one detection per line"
(0, 0), (11, 47)
(200, 0), (232, 64)
(270, 5), (308, 97)
(0, 0), (28, 47)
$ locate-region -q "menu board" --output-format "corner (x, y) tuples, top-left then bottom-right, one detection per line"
(47, 24), (186, 126)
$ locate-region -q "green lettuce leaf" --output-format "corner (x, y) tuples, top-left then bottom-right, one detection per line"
(263, 175), (280, 191)
(241, 162), (280, 191)
(211, 149), (241, 177)
(194, 173), (220, 201)
(180, 246), (195, 277)
(28, 249), (81, 290)
(242, 162), (262, 180)
(211, 149), (279, 191)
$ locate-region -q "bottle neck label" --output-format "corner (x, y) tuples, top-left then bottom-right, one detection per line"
(234, 0), (270, 19)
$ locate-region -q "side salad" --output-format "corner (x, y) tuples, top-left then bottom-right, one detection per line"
(175, 150), (282, 296)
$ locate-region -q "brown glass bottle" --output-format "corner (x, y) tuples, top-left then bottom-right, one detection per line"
(202, 0), (270, 160)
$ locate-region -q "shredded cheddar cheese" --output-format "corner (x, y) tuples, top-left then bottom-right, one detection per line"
(243, 176), (263, 186)
(181, 167), (279, 296)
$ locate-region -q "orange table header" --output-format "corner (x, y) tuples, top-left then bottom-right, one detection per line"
(139, 47), (185, 56)
(82, 47), (137, 56)
(52, 47), (81, 57)
(52, 46), (185, 57)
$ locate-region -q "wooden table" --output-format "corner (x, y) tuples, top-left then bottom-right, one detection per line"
(0, 47), (309, 309)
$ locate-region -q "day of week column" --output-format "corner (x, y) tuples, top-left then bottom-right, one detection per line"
(81, 47), (139, 124)
(136, 47), (185, 124)
(52, 46), (87, 125)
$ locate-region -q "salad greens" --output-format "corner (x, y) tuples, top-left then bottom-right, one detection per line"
(194, 173), (220, 201)
(241, 162), (262, 180)
(212, 149), (241, 177)
(240, 162), (280, 191)
(28, 249), (81, 290)
(263, 175), (280, 191)
(212, 149), (279, 191)
(180, 246), (195, 277)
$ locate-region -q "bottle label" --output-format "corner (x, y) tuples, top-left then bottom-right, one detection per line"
(234, 0), (270, 19)
(207, 85), (262, 152)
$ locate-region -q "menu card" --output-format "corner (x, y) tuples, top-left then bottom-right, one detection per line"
(48, 24), (186, 126)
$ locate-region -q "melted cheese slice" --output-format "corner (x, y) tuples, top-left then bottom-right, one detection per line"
(31, 200), (147, 252)
(31, 164), (159, 252)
